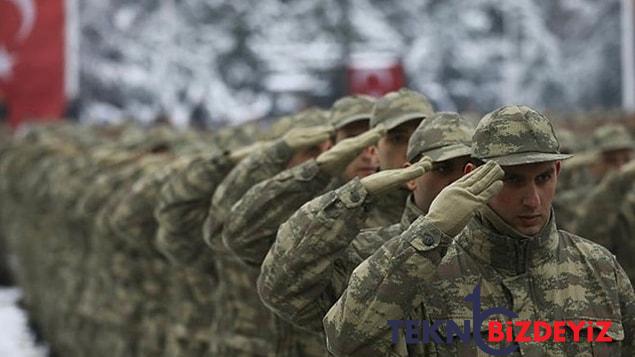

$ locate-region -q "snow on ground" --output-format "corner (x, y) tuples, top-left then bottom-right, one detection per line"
(0, 288), (48, 357)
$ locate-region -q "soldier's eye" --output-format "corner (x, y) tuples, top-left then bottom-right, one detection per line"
(503, 175), (520, 184)
(387, 133), (407, 144)
(536, 174), (552, 183)
(432, 164), (449, 174)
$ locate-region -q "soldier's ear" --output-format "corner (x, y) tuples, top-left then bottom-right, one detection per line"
(403, 162), (417, 191)
(554, 161), (561, 177)
(464, 162), (476, 175)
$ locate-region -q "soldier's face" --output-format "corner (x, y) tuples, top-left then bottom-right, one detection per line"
(487, 161), (560, 236)
(408, 156), (470, 213)
(376, 119), (421, 170)
(335, 121), (379, 179)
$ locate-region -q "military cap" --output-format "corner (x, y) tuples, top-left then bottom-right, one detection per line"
(407, 112), (473, 162)
(591, 124), (635, 152)
(554, 128), (579, 154)
(269, 107), (330, 138)
(370, 88), (434, 130)
(472, 105), (572, 166)
(329, 95), (375, 129)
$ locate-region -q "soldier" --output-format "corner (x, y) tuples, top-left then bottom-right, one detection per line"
(571, 125), (635, 283)
(554, 124), (634, 228)
(588, 124), (633, 178)
(257, 113), (473, 345)
(154, 139), (266, 357)
(201, 107), (337, 356)
(324, 105), (635, 355)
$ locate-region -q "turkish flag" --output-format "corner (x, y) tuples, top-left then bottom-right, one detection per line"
(0, 0), (66, 128)
(346, 58), (406, 98)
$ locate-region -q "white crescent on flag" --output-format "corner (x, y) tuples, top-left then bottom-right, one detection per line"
(6, 0), (36, 41)
(0, 46), (15, 81)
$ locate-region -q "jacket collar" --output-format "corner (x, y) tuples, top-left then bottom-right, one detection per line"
(457, 206), (559, 275)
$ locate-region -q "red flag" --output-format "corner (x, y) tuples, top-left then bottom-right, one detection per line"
(0, 0), (66, 128)
(346, 54), (406, 98)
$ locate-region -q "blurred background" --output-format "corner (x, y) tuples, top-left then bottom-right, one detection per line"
(0, 0), (632, 129)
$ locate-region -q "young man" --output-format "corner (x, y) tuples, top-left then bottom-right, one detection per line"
(324, 105), (635, 356)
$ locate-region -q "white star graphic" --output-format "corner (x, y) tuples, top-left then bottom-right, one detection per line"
(0, 47), (15, 81)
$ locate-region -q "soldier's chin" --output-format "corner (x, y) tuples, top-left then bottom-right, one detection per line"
(515, 219), (543, 236)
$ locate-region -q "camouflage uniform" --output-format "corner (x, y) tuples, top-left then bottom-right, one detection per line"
(74, 140), (172, 357)
(571, 125), (635, 284)
(555, 124), (634, 232)
(154, 151), (237, 356)
(324, 106), (635, 356)
(572, 172), (635, 284)
(203, 109), (329, 356)
(258, 113), (472, 340)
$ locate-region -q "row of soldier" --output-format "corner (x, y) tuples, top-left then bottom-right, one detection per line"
(0, 88), (634, 356)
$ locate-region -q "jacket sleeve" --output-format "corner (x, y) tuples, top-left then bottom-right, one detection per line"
(108, 158), (188, 252)
(154, 153), (234, 265)
(222, 159), (333, 267)
(257, 178), (377, 333)
(203, 140), (295, 251)
(322, 216), (451, 357)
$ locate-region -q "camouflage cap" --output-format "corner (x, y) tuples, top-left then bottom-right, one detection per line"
(592, 124), (635, 152)
(370, 88), (434, 130)
(269, 107), (330, 138)
(472, 105), (572, 166)
(330, 95), (375, 129)
(555, 128), (579, 154)
(407, 112), (473, 162)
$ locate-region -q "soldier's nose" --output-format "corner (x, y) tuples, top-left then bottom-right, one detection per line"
(521, 185), (541, 208)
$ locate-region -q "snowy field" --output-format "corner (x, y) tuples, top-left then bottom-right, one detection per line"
(0, 288), (48, 357)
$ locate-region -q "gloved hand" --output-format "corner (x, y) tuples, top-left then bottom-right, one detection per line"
(360, 156), (432, 195)
(228, 141), (268, 163)
(282, 125), (334, 151)
(620, 159), (635, 180)
(316, 125), (386, 176)
(425, 161), (504, 236)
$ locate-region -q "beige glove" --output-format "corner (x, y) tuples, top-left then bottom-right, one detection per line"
(228, 141), (268, 163)
(360, 156), (433, 195)
(282, 125), (334, 151)
(620, 159), (635, 180)
(316, 125), (386, 176)
(425, 161), (504, 236)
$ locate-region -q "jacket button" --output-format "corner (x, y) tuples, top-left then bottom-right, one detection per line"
(423, 236), (435, 246)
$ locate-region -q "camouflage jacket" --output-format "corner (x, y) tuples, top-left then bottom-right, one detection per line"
(202, 140), (298, 356)
(324, 211), (635, 356)
(155, 152), (234, 271)
(223, 159), (341, 267)
(259, 178), (417, 335)
(573, 172), (635, 284)
(204, 140), (295, 251)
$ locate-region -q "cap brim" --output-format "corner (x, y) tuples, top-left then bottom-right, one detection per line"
(480, 152), (573, 166)
(382, 114), (427, 130)
(416, 144), (471, 162)
(334, 115), (370, 129)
